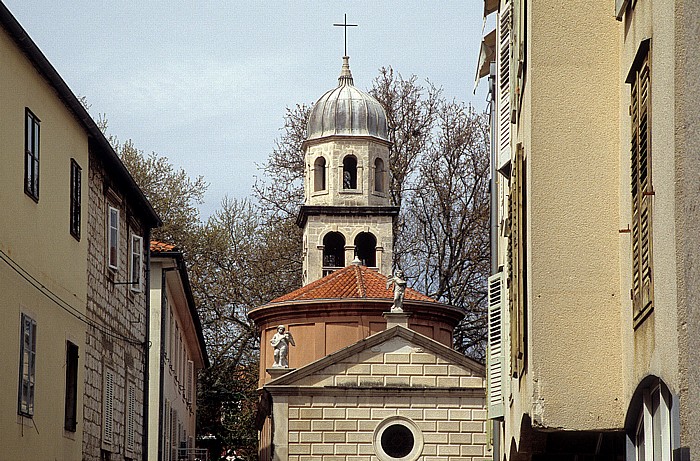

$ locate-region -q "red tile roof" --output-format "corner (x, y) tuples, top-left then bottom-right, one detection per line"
(150, 240), (176, 252)
(269, 265), (437, 304)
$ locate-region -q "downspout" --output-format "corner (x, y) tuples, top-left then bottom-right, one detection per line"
(158, 266), (177, 460)
(142, 227), (151, 461)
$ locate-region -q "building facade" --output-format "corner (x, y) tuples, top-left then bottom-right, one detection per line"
(0, 2), (160, 460)
(480, 0), (700, 459)
(149, 242), (209, 461)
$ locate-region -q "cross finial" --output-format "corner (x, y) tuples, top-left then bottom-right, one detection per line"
(333, 13), (358, 57)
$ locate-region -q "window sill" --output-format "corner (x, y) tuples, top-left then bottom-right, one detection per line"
(312, 190), (329, 197)
(339, 189), (362, 195)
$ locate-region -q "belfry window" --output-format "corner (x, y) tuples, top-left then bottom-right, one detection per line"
(354, 232), (376, 267)
(374, 158), (385, 193)
(323, 232), (345, 274)
(314, 157), (326, 191)
(343, 155), (357, 189)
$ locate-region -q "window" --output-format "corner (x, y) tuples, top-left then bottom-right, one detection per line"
(633, 382), (672, 460)
(125, 382), (136, 454)
(18, 313), (37, 417)
(130, 235), (143, 291)
(108, 207), (119, 270)
(342, 155), (358, 189)
(373, 417), (423, 461)
(354, 232), (377, 267)
(70, 160), (82, 239)
(314, 156), (327, 191)
(25, 109), (40, 201)
(374, 158), (385, 193)
(102, 367), (115, 445)
(64, 341), (79, 431)
(322, 232), (345, 275)
(628, 41), (653, 324)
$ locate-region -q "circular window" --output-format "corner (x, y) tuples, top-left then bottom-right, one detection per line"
(373, 416), (423, 461)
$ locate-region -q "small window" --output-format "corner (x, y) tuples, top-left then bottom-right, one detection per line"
(64, 341), (79, 431)
(108, 207), (119, 270)
(343, 155), (358, 189)
(18, 313), (37, 417)
(25, 109), (40, 201)
(374, 158), (385, 193)
(314, 157), (327, 191)
(373, 417), (423, 461)
(70, 160), (82, 240)
(130, 235), (143, 291)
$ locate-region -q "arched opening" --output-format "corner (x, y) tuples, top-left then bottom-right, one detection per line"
(374, 158), (385, 193)
(322, 232), (345, 275)
(343, 155), (358, 189)
(314, 157), (326, 191)
(354, 232), (377, 267)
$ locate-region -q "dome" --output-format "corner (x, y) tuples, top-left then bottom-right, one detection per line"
(306, 57), (389, 142)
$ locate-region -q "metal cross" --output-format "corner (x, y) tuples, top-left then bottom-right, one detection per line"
(333, 14), (358, 57)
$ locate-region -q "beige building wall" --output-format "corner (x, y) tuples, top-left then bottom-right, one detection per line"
(0, 21), (87, 461)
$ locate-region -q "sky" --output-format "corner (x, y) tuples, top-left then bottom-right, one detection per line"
(4, 1), (490, 218)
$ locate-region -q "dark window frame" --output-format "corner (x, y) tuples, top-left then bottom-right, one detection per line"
(18, 313), (37, 417)
(70, 159), (82, 240)
(64, 341), (79, 431)
(24, 108), (40, 201)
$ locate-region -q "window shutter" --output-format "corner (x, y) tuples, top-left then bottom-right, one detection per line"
(102, 369), (114, 445)
(496, 0), (512, 170)
(488, 272), (506, 419)
(126, 382), (136, 452)
(186, 360), (194, 404)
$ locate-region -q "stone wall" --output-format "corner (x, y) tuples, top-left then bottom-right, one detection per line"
(84, 151), (148, 460)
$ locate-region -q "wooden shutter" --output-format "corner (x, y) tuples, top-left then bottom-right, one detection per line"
(496, 0), (512, 170)
(509, 147), (526, 376)
(186, 360), (194, 404)
(487, 272), (506, 418)
(631, 51), (653, 321)
(126, 382), (136, 453)
(102, 368), (114, 445)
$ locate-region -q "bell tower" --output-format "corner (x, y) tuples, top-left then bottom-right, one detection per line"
(298, 56), (399, 285)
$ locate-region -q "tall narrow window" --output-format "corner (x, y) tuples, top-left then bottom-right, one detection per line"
(102, 368), (115, 445)
(314, 157), (326, 191)
(342, 155), (358, 189)
(374, 158), (385, 193)
(64, 341), (79, 431)
(629, 42), (653, 323)
(354, 232), (377, 267)
(108, 207), (119, 270)
(25, 109), (40, 201)
(70, 160), (82, 239)
(130, 235), (143, 291)
(18, 313), (37, 417)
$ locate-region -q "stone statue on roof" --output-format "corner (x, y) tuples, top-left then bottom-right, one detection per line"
(386, 270), (407, 312)
(271, 325), (295, 368)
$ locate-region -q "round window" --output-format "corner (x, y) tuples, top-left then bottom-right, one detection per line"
(373, 416), (423, 461)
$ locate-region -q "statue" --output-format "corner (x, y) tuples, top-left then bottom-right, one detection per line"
(386, 270), (407, 312)
(270, 325), (295, 368)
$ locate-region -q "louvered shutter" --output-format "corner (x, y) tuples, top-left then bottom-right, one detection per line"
(186, 360), (195, 404)
(631, 53), (653, 320)
(102, 368), (114, 445)
(487, 272), (506, 418)
(126, 382), (136, 453)
(496, 0), (512, 171)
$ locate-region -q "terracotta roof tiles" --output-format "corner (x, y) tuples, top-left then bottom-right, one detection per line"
(150, 240), (176, 252)
(269, 265), (436, 304)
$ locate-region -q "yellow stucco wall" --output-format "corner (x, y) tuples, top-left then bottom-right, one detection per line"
(0, 24), (87, 460)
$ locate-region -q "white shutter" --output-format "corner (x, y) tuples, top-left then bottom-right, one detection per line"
(487, 272), (506, 418)
(186, 360), (194, 404)
(496, 0), (512, 171)
(102, 368), (114, 445)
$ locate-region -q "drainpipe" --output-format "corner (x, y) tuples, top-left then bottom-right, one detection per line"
(142, 227), (151, 461)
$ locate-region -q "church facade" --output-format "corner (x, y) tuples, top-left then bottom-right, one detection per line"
(250, 56), (490, 461)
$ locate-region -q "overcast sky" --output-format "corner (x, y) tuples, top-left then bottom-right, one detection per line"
(4, 1), (490, 218)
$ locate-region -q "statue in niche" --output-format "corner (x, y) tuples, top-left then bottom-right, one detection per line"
(270, 325), (295, 368)
(386, 270), (407, 312)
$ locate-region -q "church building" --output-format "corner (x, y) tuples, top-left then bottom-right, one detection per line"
(250, 55), (491, 461)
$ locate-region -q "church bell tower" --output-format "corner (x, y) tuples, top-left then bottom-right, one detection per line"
(298, 56), (399, 285)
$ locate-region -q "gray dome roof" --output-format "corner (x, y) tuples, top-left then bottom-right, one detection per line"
(307, 57), (388, 142)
